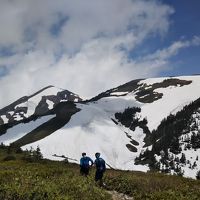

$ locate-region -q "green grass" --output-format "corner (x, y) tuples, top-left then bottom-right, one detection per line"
(1, 146), (200, 200)
(0, 147), (111, 200)
(104, 170), (200, 200)
(0, 161), (111, 200)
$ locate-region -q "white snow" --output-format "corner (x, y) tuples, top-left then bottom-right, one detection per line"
(139, 94), (149, 99)
(29, 87), (62, 104)
(95, 94), (141, 115)
(139, 76), (200, 131)
(110, 92), (129, 96)
(180, 148), (200, 179)
(0, 115), (55, 145)
(8, 111), (14, 115)
(1, 115), (9, 124)
(22, 103), (148, 172)
(74, 98), (79, 102)
(13, 113), (23, 121)
(46, 99), (54, 110)
(15, 87), (63, 117)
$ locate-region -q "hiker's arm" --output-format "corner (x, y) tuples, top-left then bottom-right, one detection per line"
(80, 158), (83, 166)
(89, 157), (94, 166)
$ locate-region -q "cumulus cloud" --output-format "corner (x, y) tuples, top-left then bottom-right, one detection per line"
(0, 0), (196, 108)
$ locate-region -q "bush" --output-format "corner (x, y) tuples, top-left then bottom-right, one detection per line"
(16, 147), (23, 154)
(3, 155), (16, 161)
(196, 170), (200, 180)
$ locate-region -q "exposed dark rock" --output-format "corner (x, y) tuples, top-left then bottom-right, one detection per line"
(35, 96), (53, 115)
(126, 144), (137, 152)
(0, 117), (4, 125)
(11, 102), (80, 147)
(57, 90), (82, 102)
(111, 118), (118, 125)
(130, 139), (139, 146)
(115, 107), (150, 147)
(87, 79), (142, 102)
(135, 78), (192, 103)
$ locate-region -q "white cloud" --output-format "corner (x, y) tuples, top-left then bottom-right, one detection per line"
(142, 37), (200, 62)
(0, 0), (173, 52)
(0, 0), (188, 108)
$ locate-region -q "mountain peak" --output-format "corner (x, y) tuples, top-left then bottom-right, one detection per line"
(0, 86), (82, 125)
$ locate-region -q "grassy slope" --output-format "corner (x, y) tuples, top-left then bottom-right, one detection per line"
(0, 148), (111, 200)
(0, 148), (200, 200)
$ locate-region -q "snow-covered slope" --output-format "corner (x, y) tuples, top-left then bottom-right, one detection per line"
(0, 115), (55, 145)
(139, 76), (200, 131)
(22, 103), (148, 171)
(1, 75), (200, 178)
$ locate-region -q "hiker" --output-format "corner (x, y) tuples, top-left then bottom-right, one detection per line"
(80, 152), (93, 176)
(94, 152), (106, 186)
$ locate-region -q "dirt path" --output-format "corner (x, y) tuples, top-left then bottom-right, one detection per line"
(107, 191), (134, 200)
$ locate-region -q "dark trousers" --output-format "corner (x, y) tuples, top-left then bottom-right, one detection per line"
(95, 170), (105, 187)
(80, 166), (89, 176)
(95, 170), (104, 181)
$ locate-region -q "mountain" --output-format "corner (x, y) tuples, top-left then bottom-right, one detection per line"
(0, 85), (82, 126)
(1, 75), (200, 179)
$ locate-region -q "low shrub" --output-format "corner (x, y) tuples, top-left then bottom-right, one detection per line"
(3, 155), (16, 161)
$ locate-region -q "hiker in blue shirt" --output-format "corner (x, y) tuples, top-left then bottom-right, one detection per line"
(80, 152), (93, 176)
(94, 152), (106, 186)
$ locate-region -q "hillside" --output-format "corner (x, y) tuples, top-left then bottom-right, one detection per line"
(1, 75), (200, 179)
(0, 146), (200, 200)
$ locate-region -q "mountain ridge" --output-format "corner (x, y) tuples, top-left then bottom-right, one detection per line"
(0, 85), (82, 126)
(1, 75), (200, 179)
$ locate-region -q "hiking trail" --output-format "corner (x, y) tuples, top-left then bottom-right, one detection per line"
(107, 190), (134, 200)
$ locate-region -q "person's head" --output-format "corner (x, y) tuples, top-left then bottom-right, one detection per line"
(95, 152), (100, 158)
(82, 152), (86, 157)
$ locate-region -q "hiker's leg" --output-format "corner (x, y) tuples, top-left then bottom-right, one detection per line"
(95, 170), (104, 186)
(80, 167), (88, 176)
(95, 170), (100, 181)
(80, 167), (84, 175)
(98, 171), (104, 186)
(85, 167), (89, 176)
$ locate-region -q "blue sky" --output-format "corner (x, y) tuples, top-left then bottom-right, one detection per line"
(0, 0), (199, 107)
(130, 0), (200, 77)
(160, 0), (200, 76)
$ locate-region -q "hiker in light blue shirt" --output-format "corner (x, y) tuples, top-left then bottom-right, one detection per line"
(80, 152), (93, 176)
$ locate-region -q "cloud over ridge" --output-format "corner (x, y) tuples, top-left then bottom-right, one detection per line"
(0, 0), (198, 108)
